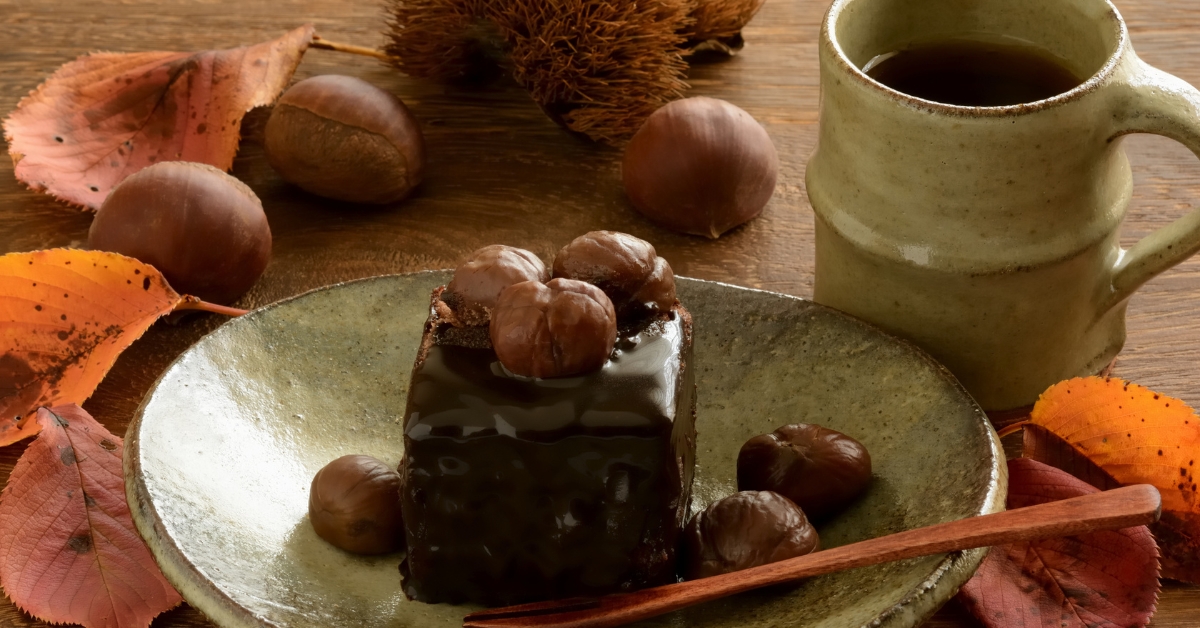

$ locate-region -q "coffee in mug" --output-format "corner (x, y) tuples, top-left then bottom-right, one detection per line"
(863, 39), (1084, 107)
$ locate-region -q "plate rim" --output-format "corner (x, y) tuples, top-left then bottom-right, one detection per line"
(124, 272), (1007, 628)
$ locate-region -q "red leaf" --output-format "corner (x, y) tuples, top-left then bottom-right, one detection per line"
(3, 25), (313, 209)
(1024, 425), (1200, 584)
(1024, 377), (1200, 583)
(957, 458), (1160, 628)
(0, 405), (181, 627)
(0, 250), (182, 443)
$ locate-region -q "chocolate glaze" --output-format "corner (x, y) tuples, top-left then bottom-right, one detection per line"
(399, 293), (695, 606)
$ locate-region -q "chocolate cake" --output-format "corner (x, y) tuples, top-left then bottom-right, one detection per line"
(399, 234), (696, 606)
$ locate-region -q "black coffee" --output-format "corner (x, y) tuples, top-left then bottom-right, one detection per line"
(863, 39), (1085, 107)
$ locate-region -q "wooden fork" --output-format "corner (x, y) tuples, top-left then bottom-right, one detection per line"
(462, 484), (1162, 628)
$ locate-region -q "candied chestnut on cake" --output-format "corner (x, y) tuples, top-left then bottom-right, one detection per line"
(490, 278), (617, 378)
(681, 491), (819, 580)
(737, 424), (872, 522)
(443, 245), (549, 326)
(399, 235), (695, 606)
(553, 230), (676, 319)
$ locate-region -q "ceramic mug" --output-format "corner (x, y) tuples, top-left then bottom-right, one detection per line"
(806, 0), (1200, 410)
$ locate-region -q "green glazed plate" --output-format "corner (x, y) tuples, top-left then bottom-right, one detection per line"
(125, 272), (1006, 628)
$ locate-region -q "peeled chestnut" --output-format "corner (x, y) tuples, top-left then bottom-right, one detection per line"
(445, 245), (549, 325)
(681, 491), (819, 580)
(737, 424), (872, 522)
(552, 231), (675, 317)
(623, 97), (778, 239)
(490, 278), (617, 378)
(265, 74), (425, 204)
(88, 161), (271, 305)
(309, 455), (405, 555)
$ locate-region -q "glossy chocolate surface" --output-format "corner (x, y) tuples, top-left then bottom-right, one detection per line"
(400, 299), (695, 605)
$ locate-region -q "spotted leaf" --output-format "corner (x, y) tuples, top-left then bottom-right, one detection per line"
(0, 405), (181, 627)
(0, 249), (181, 442)
(3, 25), (313, 209)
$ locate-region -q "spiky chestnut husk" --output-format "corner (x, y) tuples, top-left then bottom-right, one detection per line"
(684, 0), (766, 51)
(493, 0), (694, 143)
(385, 0), (697, 143)
(383, 0), (503, 81)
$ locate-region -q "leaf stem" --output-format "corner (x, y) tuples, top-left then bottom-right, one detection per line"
(173, 297), (249, 317)
(996, 420), (1031, 439)
(311, 35), (394, 62)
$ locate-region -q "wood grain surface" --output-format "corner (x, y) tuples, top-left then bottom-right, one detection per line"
(1, 0), (1198, 626)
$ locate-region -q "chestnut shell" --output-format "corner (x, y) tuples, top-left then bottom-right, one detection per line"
(681, 490), (819, 580)
(622, 97), (778, 239)
(309, 455), (405, 555)
(87, 161), (271, 305)
(264, 74), (425, 204)
(737, 423), (872, 521)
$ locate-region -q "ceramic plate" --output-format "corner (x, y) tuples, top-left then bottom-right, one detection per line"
(125, 272), (1006, 628)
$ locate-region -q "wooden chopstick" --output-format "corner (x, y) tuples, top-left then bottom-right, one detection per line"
(463, 484), (1162, 628)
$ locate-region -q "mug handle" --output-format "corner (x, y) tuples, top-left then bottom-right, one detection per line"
(1107, 55), (1200, 309)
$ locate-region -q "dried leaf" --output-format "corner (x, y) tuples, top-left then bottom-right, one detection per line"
(958, 458), (1160, 628)
(0, 249), (182, 438)
(0, 405), (181, 627)
(0, 414), (42, 448)
(3, 25), (314, 209)
(1026, 377), (1200, 583)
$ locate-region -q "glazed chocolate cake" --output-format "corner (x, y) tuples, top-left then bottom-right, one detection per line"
(399, 234), (696, 606)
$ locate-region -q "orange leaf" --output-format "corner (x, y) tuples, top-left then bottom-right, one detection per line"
(0, 405), (181, 628)
(0, 249), (181, 441)
(0, 414), (42, 448)
(3, 25), (313, 209)
(1026, 376), (1200, 583)
(958, 458), (1160, 628)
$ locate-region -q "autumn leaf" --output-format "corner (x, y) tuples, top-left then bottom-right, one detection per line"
(3, 25), (314, 209)
(0, 249), (182, 444)
(0, 405), (181, 628)
(0, 414), (41, 449)
(958, 458), (1160, 628)
(1024, 377), (1200, 583)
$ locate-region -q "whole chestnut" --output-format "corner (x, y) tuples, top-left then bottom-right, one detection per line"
(681, 491), (819, 580)
(309, 455), (405, 555)
(88, 161), (271, 305)
(622, 97), (778, 239)
(264, 74), (425, 204)
(552, 231), (675, 317)
(737, 424), (872, 522)
(445, 245), (549, 325)
(490, 278), (617, 378)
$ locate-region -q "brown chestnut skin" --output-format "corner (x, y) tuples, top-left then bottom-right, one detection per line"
(490, 278), (617, 378)
(309, 455), (405, 555)
(681, 491), (819, 580)
(88, 161), (271, 305)
(623, 96), (778, 239)
(737, 424), (872, 522)
(445, 245), (549, 325)
(552, 231), (676, 317)
(264, 75), (425, 204)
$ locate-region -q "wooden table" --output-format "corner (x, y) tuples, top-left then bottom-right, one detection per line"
(1, 0), (1198, 625)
